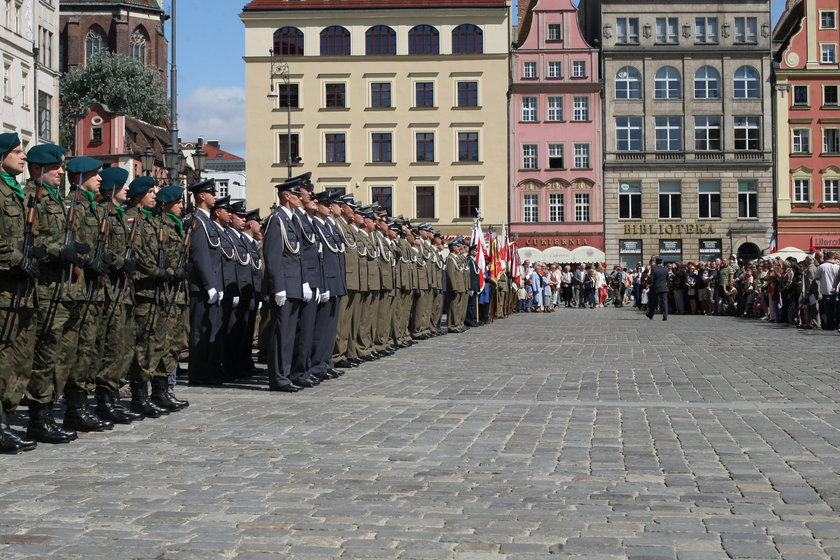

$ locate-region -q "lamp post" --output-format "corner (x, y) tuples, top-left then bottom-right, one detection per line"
(140, 146), (155, 176)
(268, 49), (294, 178)
(163, 145), (182, 185)
(191, 138), (207, 180)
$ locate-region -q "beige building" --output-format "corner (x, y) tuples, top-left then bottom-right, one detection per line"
(240, 0), (511, 233)
(580, 0), (773, 266)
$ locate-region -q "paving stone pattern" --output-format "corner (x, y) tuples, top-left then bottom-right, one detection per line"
(2, 308), (840, 559)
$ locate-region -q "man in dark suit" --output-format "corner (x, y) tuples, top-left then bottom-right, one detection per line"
(222, 201), (253, 379)
(647, 256), (670, 321)
(240, 209), (263, 374)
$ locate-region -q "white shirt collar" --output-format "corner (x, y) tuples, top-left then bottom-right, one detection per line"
(279, 205), (293, 218)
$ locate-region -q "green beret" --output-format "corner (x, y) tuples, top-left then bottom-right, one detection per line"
(98, 167), (129, 192)
(26, 143), (66, 165)
(66, 156), (102, 175)
(0, 132), (21, 154)
(156, 185), (184, 204)
(127, 176), (156, 198)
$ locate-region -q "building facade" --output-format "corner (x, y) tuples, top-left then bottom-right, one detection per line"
(581, 0), (774, 268)
(509, 0), (603, 257)
(1, 0), (60, 149)
(241, 0), (510, 232)
(182, 140), (247, 202)
(773, 0), (840, 254)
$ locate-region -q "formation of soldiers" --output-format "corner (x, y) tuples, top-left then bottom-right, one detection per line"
(0, 133), (509, 454)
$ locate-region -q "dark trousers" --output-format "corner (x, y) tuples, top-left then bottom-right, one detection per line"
(465, 293), (478, 325)
(267, 298), (301, 389)
(647, 291), (669, 319)
(188, 293), (223, 384)
(820, 294), (837, 330)
(222, 297), (249, 378)
(292, 298), (317, 382)
(309, 296), (340, 376)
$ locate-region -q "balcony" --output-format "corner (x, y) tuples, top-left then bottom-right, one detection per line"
(607, 150), (769, 165)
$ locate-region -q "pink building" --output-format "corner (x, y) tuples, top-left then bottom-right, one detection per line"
(509, 0), (603, 255)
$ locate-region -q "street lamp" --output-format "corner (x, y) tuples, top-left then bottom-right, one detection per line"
(163, 144), (181, 184)
(269, 49), (294, 178)
(191, 138), (207, 180)
(140, 146), (155, 176)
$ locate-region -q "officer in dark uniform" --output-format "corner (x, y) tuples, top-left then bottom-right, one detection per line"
(210, 195), (240, 381)
(240, 208), (263, 375)
(222, 200), (253, 379)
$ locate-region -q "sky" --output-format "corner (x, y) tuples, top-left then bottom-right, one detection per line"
(167, 0), (789, 160)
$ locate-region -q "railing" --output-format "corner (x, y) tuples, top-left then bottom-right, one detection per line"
(607, 150), (768, 163)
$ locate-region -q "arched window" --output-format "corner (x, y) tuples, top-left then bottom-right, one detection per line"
(694, 66), (720, 99)
(320, 26), (350, 56)
(130, 27), (148, 65)
(615, 66), (641, 99)
(654, 66), (681, 99)
(733, 66), (760, 98)
(274, 27), (304, 56)
(85, 26), (107, 62)
(366, 25), (396, 55)
(408, 25), (439, 55)
(452, 24), (483, 54)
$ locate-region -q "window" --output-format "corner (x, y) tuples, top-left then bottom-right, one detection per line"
(655, 117), (682, 151)
(738, 180), (759, 218)
(85, 26), (107, 62)
(278, 84), (299, 108)
(793, 178), (810, 203)
(38, 91), (51, 140)
(695, 116), (721, 151)
(547, 96), (563, 121)
(521, 97), (537, 121)
(615, 66), (642, 99)
(458, 186), (479, 218)
(654, 66), (681, 99)
(616, 17), (639, 44)
(616, 117), (643, 151)
(325, 133), (345, 163)
(656, 17), (678, 44)
(659, 180), (682, 219)
(619, 240), (643, 269)
(415, 82), (434, 107)
(523, 61), (537, 78)
(547, 23), (562, 41)
(825, 85), (839, 106)
(274, 27), (303, 56)
(619, 181), (642, 219)
(695, 17), (718, 43)
(572, 96), (589, 121)
(573, 143), (590, 168)
(325, 83), (346, 108)
(548, 61), (562, 78)
(366, 25), (396, 55)
(416, 186), (435, 218)
(660, 240), (683, 263)
(734, 117), (760, 150)
(371, 186), (393, 215)
(523, 193), (539, 223)
(371, 133), (392, 163)
(549, 193), (564, 222)
(572, 60), (586, 78)
(452, 24), (483, 54)
(370, 82), (391, 108)
(217, 180), (229, 198)
(734, 17), (757, 44)
(698, 180), (721, 219)
(279, 133), (299, 165)
(457, 81), (478, 107)
(20, 71), (27, 107)
(416, 132), (435, 162)
(548, 144), (564, 169)
(824, 128), (840, 153)
(130, 27), (147, 65)
(39, 27), (54, 68)
(408, 25), (439, 55)
(792, 129), (811, 154)
(821, 11), (837, 29)
(522, 144), (538, 169)
(793, 85), (809, 106)
(822, 44), (837, 64)
(91, 126), (102, 144)
(733, 66), (760, 99)
(2, 61), (9, 100)
(321, 26), (351, 55)
(458, 132), (479, 161)
(825, 179), (840, 203)
(574, 193), (590, 222)
(694, 66), (720, 99)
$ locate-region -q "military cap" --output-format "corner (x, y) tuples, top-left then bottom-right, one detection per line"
(127, 176), (156, 198)
(66, 156), (102, 175)
(188, 178), (216, 194)
(419, 224), (434, 232)
(26, 143), (65, 165)
(245, 208), (262, 223)
(312, 191), (331, 204)
(388, 223), (402, 232)
(0, 132), (21, 154)
(98, 167), (129, 192)
(230, 200), (247, 216)
(291, 171), (314, 190)
(340, 195), (356, 205)
(156, 185), (184, 204)
(213, 195), (233, 211)
(448, 240), (459, 250)
(275, 176), (303, 195)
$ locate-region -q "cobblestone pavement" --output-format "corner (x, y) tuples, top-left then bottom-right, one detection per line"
(2, 307), (840, 560)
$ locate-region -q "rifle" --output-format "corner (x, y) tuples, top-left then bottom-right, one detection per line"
(60, 186), (84, 298)
(111, 203), (144, 308)
(153, 209), (168, 307)
(13, 181), (44, 310)
(85, 192), (115, 303)
(164, 216), (196, 315)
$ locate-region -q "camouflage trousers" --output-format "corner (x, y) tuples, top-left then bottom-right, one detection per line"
(161, 304), (188, 376)
(0, 305), (36, 415)
(28, 287), (80, 404)
(95, 298), (135, 391)
(130, 298), (168, 382)
(66, 300), (105, 394)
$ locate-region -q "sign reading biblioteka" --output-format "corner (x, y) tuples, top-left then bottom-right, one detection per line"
(623, 223), (716, 235)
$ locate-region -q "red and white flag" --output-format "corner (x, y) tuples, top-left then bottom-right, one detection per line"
(471, 221), (486, 291)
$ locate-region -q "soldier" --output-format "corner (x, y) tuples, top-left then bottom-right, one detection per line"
(239, 208), (263, 375)
(219, 199), (251, 380)
(333, 197), (362, 369)
(465, 244), (481, 327)
(0, 133), (39, 453)
(446, 240), (468, 333)
(210, 195), (241, 382)
(373, 213), (396, 356)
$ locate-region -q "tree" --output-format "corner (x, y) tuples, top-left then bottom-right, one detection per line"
(60, 51), (169, 148)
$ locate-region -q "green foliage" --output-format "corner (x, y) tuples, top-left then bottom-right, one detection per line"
(60, 51), (169, 148)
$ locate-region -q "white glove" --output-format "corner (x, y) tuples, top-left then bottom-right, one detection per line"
(232, 296), (240, 308)
(258, 301), (263, 310)
(319, 290), (330, 303)
(218, 291), (225, 302)
(274, 291), (287, 307)
(468, 290), (475, 296)
(302, 282), (313, 302)
(207, 288), (219, 304)
(315, 288), (321, 301)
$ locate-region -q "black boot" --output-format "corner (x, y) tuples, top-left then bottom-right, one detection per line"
(94, 386), (134, 425)
(150, 377), (189, 412)
(26, 402), (75, 444)
(111, 388), (143, 421)
(1, 413), (36, 453)
(63, 388), (110, 432)
(130, 381), (168, 418)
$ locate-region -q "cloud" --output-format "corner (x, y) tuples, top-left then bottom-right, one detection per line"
(178, 86), (246, 158)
